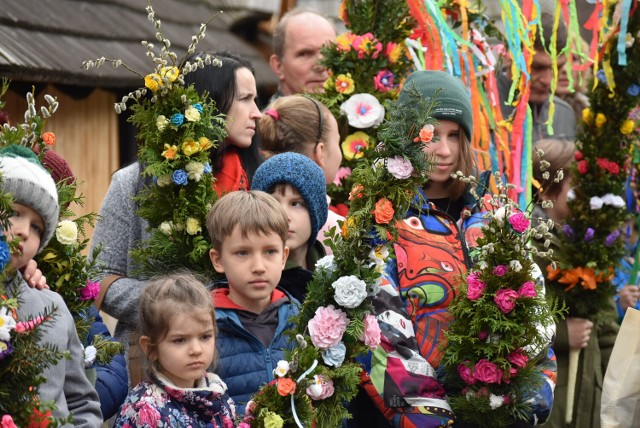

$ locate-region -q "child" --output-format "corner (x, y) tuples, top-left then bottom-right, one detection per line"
(207, 190), (296, 415)
(1, 145), (102, 425)
(113, 271), (236, 427)
(250, 152), (328, 303)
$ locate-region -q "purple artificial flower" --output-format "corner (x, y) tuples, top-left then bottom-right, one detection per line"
(562, 224), (574, 238)
(628, 84), (640, 97)
(0, 340), (13, 360)
(584, 227), (595, 241)
(605, 230), (621, 247)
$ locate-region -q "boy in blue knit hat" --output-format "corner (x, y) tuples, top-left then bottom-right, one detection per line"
(251, 152), (328, 303)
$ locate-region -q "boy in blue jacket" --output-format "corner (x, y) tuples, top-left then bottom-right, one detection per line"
(207, 190), (297, 416)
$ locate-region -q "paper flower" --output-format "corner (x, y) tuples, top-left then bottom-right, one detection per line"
(508, 212), (530, 233)
(620, 119), (635, 135)
(373, 70), (396, 93)
(156, 115), (168, 131)
(41, 132), (56, 146)
(322, 342), (346, 367)
(489, 394), (505, 409)
(385, 42), (404, 63)
(333, 166), (352, 186)
(353, 33), (382, 59)
(0, 239), (10, 273)
(492, 265), (508, 276)
(582, 108), (593, 125)
(494, 289), (518, 314)
(595, 113), (606, 128)
(172, 169), (188, 185)
(263, 412), (284, 428)
(335, 73), (355, 94)
(466, 272), (486, 300)
(276, 378), (296, 396)
(79, 280), (100, 301)
(306, 375), (335, 400)
(308, 305), (348, 349)
(0, 307), (16, 341)
(332, 275), (367, 308)
(84, 345), (97, 367)
(507, 349), (529, 367)
(336, 32), (356, 52)
(184, 105), (201, 122)
(185, 161), (205, 181)
(386, 156), (414, 179)
(414, 124), (435, 143)
(162, 144), (178, 160)
(341, 132), (370, 160)
(185, 218), (202, 235)
(517, 281), (536, 298)
(274, 360), (290, 378)
(473, 359), (503, 384)
(15, 316), (45, 333)
(339, 94), (385, 129)
(458, 363), (476, 385)
(373, 198), (394, 224)
(55, 220), (78, 246)
(315, 255), (337, 274)
(1, 415), (16, 428)
(360, 314), (381, 349)
(628, 84), (640, 96)
(0, 340), (13, 361)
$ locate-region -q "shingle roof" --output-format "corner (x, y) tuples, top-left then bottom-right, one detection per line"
(0, 0), (277, 88)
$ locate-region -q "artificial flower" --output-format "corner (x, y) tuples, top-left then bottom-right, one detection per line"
(353, 33), (382, 59)
(582, 108), (593, 125)
(0, 340), (13, 360)
(373, 198), (394, 224)
(595, 113), (606, 128)
(385, 42), (404, 63)
(509, 260), (522, 272)
(274, 360), (290, 377)
(156, 174), (172, 187)
(577, 159), (588, 174)
(386, 155), (414, 179)
(160, 66), (179, 83)
(0, 239), (9, 272)
(185, 161), (205, 181)
(170, 113), (184, 127)
(466, 272), (486, 300)
(348, 183), (365, 200)
(339, 94), (385, 129)
(360, 314), (381, 349)
(184, 105), (201, 122)
(308, 305), (348, 349)
(0, 307), (16, 341)
(159, 221), (173, 236)
(628, 84), (640, 96)
(489, 394), (505, 409)
(198, 137), (213, 151)
(263, 412), (284, 428)
(494, 289), (518, 314)
(203, 162), (212, 174)
(332, 275), (367, 308)
(28, 407), (53, 428)
(55, 220), (78, 246)
(458, 362), (476, 385)
(626, 33), (635, 48)
(83, 344), (97, 367)
(414, 124), (434, 143)
(508, 212), (530, 233)
(335, 73), (355, 94)
(80, 280), (100, 301)
(144, 73), (161, 92)
(333, 166), (352, 186)
(605, 230), (621, 247)
(161, 144), (178, 160)
(41, 132), (56, 146)
(507, 349), (529, 367)
(584, 228), (595, 241)
(341, 132), (370, 161)
(306, 375), (335, 400)
(601, 193), (626, 208)
(492, 265), (508, 276)
(276, 378), (296, 396)
(368, 245), (389, 268)
(473, 359), (503, 384)
(181, 139), (200, 156)
(336, 32), (356, 52)
(517, 281), (536, 298)
(315, 255), (337, 274)
(172, 169), (188, 185)
(620, 119), (635, 135)
(155, 115), (168, 131)
(185, 218), (202, 235)
(373, 70), (396, 93)
(322, 342), (346, 367)
(1, 415), (17, 428)
(341, 216), (356, 238)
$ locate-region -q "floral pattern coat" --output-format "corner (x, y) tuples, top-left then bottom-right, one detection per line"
(113, 371), (236, 428)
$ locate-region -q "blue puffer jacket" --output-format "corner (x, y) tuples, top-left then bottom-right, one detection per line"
(212, 286), (299, 416)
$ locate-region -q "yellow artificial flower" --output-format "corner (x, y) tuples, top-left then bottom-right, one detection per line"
(156, 115), (168, 131)
(324, 77), (335, 91)
(184, 105), (201, 122)
(335, 73), (355, 94)
(595, 113), (607, 128)
(341, 132), (370, 160)
(162, 144), (178, 160)
(186, 218), (202, 235)
(620, 119), (635, 135)
(160, 66), (179, 83)
(144, 73), (162, 92)
(198, 137), (213, 151)
(582, 108), (593, 125)
(386, 42), (404, 64)
(181, 139), (200, 156)
(341, 216), (357, 238)
(336, 32), (356, 51)
(263, 412), (284, 428)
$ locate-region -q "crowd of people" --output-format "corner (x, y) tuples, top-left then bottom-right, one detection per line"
(2, 5), (638, 428)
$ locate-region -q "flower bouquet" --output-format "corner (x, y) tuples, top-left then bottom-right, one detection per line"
(241, 86), (437, 428)
(83, 1), (227, 278)
(0, 79), (70, 427)
(315, 0), (415, 210)
(441, 173), (563, 428)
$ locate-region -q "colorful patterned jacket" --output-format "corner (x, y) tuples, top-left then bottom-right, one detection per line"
(359, 182), (557, 428)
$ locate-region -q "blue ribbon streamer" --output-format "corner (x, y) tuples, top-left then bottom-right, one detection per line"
(617, 0), (632, 66)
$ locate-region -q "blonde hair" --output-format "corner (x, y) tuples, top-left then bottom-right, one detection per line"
(206, 190), (288, 252)
(260, 95), (334, 158)
(533, 139), (576, 197)
(139, 271), (217, 370)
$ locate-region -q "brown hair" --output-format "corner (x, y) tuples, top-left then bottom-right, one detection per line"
(206, 190), (288, 252)
(260, 95), (334, 158)
(534, 12), (567, 53)
(533, 138), (576, 197)
(272, 8), (335, 59)
(139, 271), (217, 371)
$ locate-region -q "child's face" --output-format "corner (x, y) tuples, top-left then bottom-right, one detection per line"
(6, 203), (44, 270)
(210, 225), (288, 314)
(149, 311), (216, 388)
(270, 185), (312, 261)
(423, 120), (461, 197)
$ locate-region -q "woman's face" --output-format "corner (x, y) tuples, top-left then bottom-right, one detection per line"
(423, 120), (461, 197)
(226, 67), (262, 149)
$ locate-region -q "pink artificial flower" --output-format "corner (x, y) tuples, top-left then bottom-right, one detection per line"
(1, 415), (17, 428)
(386, 156), (414, 179)
(353, 33), (382, 59)
(238, 424), (251, 428)
(473, 359), (503, 384)
(508, 211), (530, 233)
(373, 70), (396, 93)
(457, 363), (476, 385)
(308, 305), (349, 349)
(476, 387), (490, 397)
(478, 331), (488, 340)
(15, 316), (45, 333)
(333, 167), (352, 186)
(360, 314), (381, 349)
(306, 375), (335, 400)
(494, 289), (518, 314)
(80, 280), (100, 301)
(507, 349), (529, 368)
(493, 265), (508, 276)
(466, 272), (486, 300)
(517, 281), (537, 298)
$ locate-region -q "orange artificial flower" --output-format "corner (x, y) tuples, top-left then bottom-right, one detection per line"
(161, 143), (178, 160)
(276, 378), (297, 396)
(41, 132), (56, 146)
(348, 184), (364, 201)
(414, 124), (434, 143)
(373, 198), (394, 224)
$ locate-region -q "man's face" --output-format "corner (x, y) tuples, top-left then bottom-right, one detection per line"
(529, 50), (566, 104)
(270, 13), (336, 96)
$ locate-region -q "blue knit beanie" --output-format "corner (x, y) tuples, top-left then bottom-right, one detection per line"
(399, 70), (473, 140)
(251, 153), (328, 246)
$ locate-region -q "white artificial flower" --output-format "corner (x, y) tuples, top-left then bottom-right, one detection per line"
(567, 189), (576, 201)
(185, 218), (201, 235)
(590, 196), (604, 210)
(274, 360), (290, 377)
(315, 255), (337, 273)
(0, 307), (16, 341)
(184, 105), (201, 122)
(159, 221), (173, 236)
(601, 193), (625, 208)
(156, 114), (168, 131)
(332, 275), (368, 308)
(489, 394), (504, 409)
(185, 161), (204, 182)
(56, 220), (78, 246)
(339, 93), (385, 129)
(509, 260), (523, 272)
(368, 246), (389, 268)
(493, 206), (506, 226)
(84, 345), (97, 367)
(157, 174), (172, 187)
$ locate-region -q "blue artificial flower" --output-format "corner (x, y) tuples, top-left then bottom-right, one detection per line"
(596, 69), (607, 84)
(322, 342), (346, 367)
(203, 162), (212, 174)
(172, 169), (189, 186)
(170, 113), (185, 127)
(193, 103), (203, 113)
(627, 84), (640, 97)
(562, 224), (574, 238)
(605, 230), (620, 247)
(0, 238), (10, 272)
(368, 227), (387, 247)
(584, 227), (595, 241)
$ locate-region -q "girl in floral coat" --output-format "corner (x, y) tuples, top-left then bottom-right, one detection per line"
(114, 272), (236, 428)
